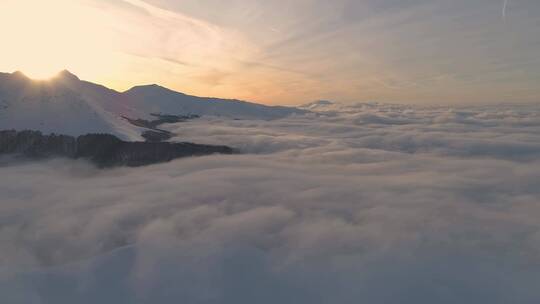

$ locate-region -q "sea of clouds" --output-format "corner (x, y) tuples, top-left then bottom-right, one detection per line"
(2, 102), (540, 303)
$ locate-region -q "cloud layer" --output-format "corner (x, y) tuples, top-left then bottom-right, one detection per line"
(2, 103), (540, 303)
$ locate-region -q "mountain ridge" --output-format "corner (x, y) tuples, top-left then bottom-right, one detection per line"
(0, 70), (306, 140)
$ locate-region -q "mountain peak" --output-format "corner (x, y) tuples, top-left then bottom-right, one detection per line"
(133, 84), (166, 90)
(126, 84), (185, 96)
(10, 70), (80, 82)
(11, 71), (30, 80)
(56, 70), (80, 81)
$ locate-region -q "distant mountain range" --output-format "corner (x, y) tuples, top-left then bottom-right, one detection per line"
(0, 70), (305, 140)
(299, 100), (335, 110)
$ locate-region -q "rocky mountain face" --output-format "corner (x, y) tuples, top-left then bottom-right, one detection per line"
(0, 130), (235, 167)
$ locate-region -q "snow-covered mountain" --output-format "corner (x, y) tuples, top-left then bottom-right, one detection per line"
(124, 84), (304, 120)
(0, 71), (143, 140)
(0, 71), (305, 140)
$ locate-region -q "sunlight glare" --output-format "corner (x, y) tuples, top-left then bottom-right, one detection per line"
(0, 0), (120, 82)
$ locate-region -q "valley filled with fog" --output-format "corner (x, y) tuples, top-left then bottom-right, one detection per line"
(2, 102), (540, 303)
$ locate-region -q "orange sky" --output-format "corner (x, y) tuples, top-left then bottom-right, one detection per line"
(1, 0), (539, 105)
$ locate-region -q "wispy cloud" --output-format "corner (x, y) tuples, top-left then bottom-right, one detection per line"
(1, 0), (539, 104)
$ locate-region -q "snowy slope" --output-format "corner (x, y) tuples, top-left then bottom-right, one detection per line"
(0, 70), (305, 140)
(123, 84), (305, 120)
(0, 71), (144, 140)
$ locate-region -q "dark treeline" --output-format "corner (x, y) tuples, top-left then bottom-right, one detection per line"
(0, 130), (235, 167)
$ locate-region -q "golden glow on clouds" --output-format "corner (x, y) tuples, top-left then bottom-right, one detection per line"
(0, 0), (261, 99)
(0, 0), (243, 92)
(0, 0), (538, 104)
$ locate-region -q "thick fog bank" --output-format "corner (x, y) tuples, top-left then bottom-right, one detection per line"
(2, 103), (540, 303)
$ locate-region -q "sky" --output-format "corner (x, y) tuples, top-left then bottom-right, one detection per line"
(0, 0), (539, 105)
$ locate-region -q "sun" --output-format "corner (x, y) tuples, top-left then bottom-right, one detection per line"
(0, 0), (119, 83)
(23, 65), (65, 80)
(15, 52), (66, 80)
